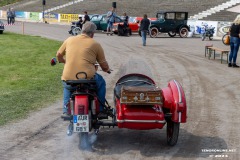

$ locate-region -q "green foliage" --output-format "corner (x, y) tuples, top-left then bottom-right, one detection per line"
(0, 32), (63, 126)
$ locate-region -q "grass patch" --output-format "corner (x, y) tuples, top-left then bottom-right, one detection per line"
(0, 32), (63, 126)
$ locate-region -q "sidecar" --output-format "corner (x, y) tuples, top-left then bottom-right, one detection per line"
(113, 59), (187, 146)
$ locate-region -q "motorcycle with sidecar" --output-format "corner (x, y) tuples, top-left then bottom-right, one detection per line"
(51, 58), (187, 149)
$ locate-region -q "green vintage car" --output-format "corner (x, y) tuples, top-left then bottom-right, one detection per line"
(90, 14), (123, 31)
(149, 11), (190, 38)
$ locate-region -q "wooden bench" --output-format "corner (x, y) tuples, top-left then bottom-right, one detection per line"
(205, 44), (213, 57)
(207, 47), (229, 64)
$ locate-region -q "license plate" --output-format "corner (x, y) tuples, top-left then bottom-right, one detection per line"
(73, 115), (89, 132)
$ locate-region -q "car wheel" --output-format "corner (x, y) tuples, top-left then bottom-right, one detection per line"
(0, 30), (3, 34)
(168, 31), (176, 37)
(150, 27), (158, 38)
(179, 27), (189, 38)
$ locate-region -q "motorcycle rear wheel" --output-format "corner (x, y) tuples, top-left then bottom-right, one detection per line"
(79, 132), (89, 149)
(79, 110), (92, 150)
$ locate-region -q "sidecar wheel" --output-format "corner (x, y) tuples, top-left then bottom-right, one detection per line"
(167, 121), (180, 146)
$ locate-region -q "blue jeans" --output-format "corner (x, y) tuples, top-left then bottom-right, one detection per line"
(62, 73), (106, 113)
(107, 21), (113, 31)
(141, 31), (147, 46)
(229, 36), (240, 64)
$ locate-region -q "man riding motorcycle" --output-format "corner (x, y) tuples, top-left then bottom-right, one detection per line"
(56, 21), (111, 118)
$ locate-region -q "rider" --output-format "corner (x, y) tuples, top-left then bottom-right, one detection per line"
(56, 21), (111, 118)
(76, 16), (83, 29)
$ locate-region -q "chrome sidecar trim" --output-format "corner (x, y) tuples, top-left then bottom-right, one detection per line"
(116, 119), (166, 123)
(173, 80), (182, 103)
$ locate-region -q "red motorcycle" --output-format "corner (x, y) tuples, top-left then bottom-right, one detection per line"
(51, 58), (187, 149)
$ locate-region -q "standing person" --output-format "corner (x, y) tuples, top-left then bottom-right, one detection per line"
(122, 12), (129, 28)
(106, 7), (116, 35)
(228, 15), (240, 68)
(10, 8), (16, 24)
(7, 8), (11, 24)
(56, 21), (111, 118)
(140, 14), (150, 46)
(82, 11), (90, 24)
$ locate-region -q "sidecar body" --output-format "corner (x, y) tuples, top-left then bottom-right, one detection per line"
(113, 59), (187, 131)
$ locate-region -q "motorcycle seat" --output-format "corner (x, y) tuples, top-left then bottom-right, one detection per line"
(65, 79), (96, 85)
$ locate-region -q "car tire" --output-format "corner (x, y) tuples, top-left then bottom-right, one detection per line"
(168, 31), (176, 37)
(179, 27), (189, 38)
(150, 27), (158, 38)
(0, 30), (3, 34)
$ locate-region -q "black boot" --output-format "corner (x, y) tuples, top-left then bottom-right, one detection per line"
(232, 64), (239, 68)
(228, 63), (232, 67)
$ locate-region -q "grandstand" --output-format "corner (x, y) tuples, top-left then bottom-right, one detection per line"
(0, 0), (239, 22)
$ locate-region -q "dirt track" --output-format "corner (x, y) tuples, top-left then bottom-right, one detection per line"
(1, 21), (240, 160)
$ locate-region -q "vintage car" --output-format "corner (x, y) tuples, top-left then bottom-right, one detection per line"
(0, 20), (4, 34)
(149, 11), (190, 38)
(113, 17), (157, 35)
(90, 14), (123, 31)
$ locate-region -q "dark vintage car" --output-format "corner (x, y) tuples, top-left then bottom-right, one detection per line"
(90, 14), (123, 31)
(0, 20), (4, 34)
(149, 11), (190, 38)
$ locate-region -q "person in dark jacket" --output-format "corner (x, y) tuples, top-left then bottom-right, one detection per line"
(122, 12), (129, 28)
(228, 15), (240, 68)
(140, 14), (150, 46)
(82, 11), (90, 24)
